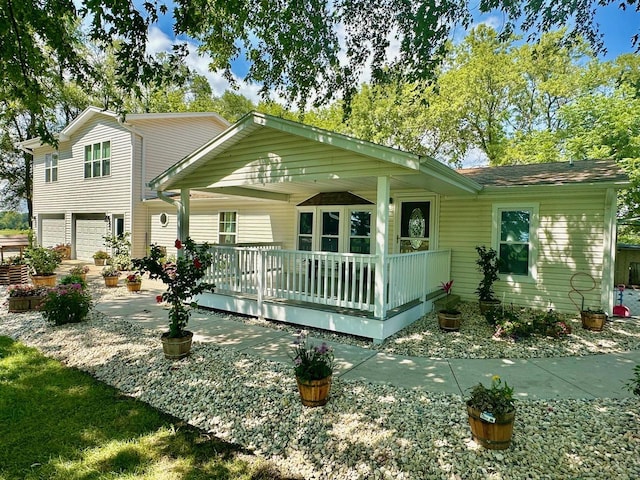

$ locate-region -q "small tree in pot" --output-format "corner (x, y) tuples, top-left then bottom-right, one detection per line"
(25, 246), (62, 286)
(475, 245), (501, 314)
(133, 238), (215, 359)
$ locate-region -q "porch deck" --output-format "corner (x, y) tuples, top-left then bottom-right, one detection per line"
(198, 245), (451, 342)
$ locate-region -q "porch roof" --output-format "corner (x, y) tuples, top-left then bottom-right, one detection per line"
(148, 112), (482, 199)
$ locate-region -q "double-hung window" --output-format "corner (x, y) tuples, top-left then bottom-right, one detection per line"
(45, 152), (58, 183)
(218, 211), (237, 244)
(84, 141), (110, 178)
(493, 204), (538, 279)
(349, 210), (371, 253)
(297, 211), (313, 251)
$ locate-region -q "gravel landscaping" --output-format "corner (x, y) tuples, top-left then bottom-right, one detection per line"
(2, 280), (640, 479)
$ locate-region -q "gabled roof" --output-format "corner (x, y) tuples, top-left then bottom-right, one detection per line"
(149, 111), (482, 196)
(17, 106), (229, 150)
(458, 159), (629, 188)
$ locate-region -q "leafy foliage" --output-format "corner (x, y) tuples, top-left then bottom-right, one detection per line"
(626, 364), (640, 397)
(133, 238), (215, 338)
(40, 283), (92, 325)
(475, 246), (500, 302)
(467, 375), (515, 416)
(290, 331), (335, 382)
(103, 232), (132, 270)
(24, 246), (62, 276)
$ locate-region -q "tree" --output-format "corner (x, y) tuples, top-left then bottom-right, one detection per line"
(3, 0), (639, 144)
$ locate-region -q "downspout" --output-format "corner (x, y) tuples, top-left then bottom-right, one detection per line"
(157, 189), (190, 257)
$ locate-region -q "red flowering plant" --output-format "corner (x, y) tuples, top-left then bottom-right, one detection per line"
(439, 279), (460, 315)
(132, 237), (214, 338)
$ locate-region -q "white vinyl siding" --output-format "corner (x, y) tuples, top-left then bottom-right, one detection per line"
(439, 189), (608, 313)
(45, 152), (58, 183)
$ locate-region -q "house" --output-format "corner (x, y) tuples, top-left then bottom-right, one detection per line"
(17, 107), (229, 260)
(147, 112), (629, 342)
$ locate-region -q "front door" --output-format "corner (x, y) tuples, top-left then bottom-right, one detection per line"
(398, 201), (431, 253)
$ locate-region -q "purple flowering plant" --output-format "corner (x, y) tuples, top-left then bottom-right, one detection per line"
(290, 330), (335, 382)
(7, 284), (45, 297)
(39, 283), (92, 325)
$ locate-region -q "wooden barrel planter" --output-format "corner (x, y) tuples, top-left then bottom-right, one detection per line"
(161, 331), (193, 360)
(438, 310), (462, 331)
(103, 276), (119, 288)
(581, 311), (607, 331)
(479, 299), (501, 314)
(467, 406), (515, 450)
(8, 297), (31, 313)
(296, 375), (332, 407)
(31, 274), (57, 287)
(29, 296), (46, 310)
(126, 282), (141, 292)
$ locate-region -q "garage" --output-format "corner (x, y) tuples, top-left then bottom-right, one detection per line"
(40, 217), (65, 248)
(75, 217), (107, 260)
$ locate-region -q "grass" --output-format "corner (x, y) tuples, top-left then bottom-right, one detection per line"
(0, 336), (292, 480)
(0, 230), (29, 237)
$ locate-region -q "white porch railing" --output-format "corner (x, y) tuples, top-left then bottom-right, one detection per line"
(205, 246), (451, 318)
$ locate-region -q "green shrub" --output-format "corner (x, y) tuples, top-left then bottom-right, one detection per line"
(24, 246), (62, 275)
(39, 283), (92, 325)
(59, 274), (87, 289)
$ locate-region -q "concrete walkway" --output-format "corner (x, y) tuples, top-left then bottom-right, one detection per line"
(94, 279), (640, 401)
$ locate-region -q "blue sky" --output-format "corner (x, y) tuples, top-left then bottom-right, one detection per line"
(146, 3), (639, 101)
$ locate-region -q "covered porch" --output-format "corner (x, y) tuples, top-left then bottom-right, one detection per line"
(148, 112), (480, 342)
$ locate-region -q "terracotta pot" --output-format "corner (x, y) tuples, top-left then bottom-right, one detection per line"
(8, 297), (30, 312)
(467, 406), (515, 450)
(438, 310), (462, 331)
(161, 331), (193, 360)
(479, 299), (501, 314)
(103, 276), (119, 288)
(31, 274), (56, 287)
(126, 282), (141, 292)
(296, 375), (332, 407)
(581, 311), (606, 331)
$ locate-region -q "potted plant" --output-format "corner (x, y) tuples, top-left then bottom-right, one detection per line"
(69, 265), (90, 282)
(5, 284), (46, 312)
(290, 330), (335, 407)
(25, 246), (62, 287)
(475, 245), (501, 313)
(93, 250), (110, 266)
(126, 273), (142, 292)
(466, 375), (516, 450)
(0, 256), (30, 286)
(53, 243), (71, 260)
(132, 238), (215, 360)
(437, 280), (462, 331)
(581, 307), (607, 331)
(101, 265), (120, 287)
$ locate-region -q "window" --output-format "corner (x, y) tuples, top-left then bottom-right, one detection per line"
(45, 152), (58, 183)
(298, 211), (313, 251)
(399, 201), (431, 252)
(84, 141), (110, 178)
(494, 205), (538, 278)
(218, 212), (237, 244)
(321, 211), (340, 252)
(349, 210), (371, 253)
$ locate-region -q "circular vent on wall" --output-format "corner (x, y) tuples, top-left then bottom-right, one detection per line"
(159, 212), (169, 227)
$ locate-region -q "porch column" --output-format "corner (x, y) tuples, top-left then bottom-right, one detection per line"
(177, 189), (190, 257)
(374, 176), (390, 319)
(602, 188), (617, 314)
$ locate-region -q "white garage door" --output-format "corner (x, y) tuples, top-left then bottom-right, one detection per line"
(76, 219), (107, 260)
(41, 218), (65, 247)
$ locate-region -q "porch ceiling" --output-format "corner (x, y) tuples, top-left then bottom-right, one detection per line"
(149, 112), (482, 198)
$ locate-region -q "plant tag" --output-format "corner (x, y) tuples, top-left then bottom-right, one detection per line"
(480, 411), (496, 423)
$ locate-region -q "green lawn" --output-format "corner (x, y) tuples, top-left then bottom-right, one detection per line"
(0, 336), (290, 480)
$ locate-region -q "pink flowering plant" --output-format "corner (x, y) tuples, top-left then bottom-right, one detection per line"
(7, 284), (44, 297)
(126, 273), (142, 284)
(290, 331), (335, 382)
(133, 237), (214, 338)
(40, 283), (92, 325)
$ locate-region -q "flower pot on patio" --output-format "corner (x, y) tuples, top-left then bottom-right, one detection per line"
(31, 274), (56, 287)
(296, 375), (332, 407)
(103, 276), (119, 288)
(479, 299), (501, 314)
(438, 310), (462, 331)
(160, 331), (194, 360)
(126, 282), (141, 292)
(467, 406), (515, 450)
(581, 311), (606, 331)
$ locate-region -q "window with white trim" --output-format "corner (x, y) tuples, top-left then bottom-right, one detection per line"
(218, 211), (237, 244)
(297, 211), (313, 251)
(295, 206), (374, 253)
(45, 152), (58, 183)
(320, 210), (340, 252)
(349, 210), (371, 253)
(84, 141), (110, 178)
(494, 205), (537, 277)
